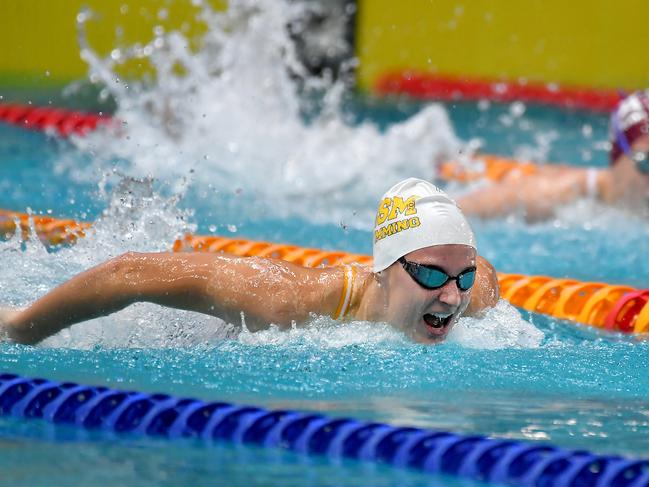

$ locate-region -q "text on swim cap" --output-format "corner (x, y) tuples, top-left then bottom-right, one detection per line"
(374, 196), (421, 242)
(375, 196), (417, 225)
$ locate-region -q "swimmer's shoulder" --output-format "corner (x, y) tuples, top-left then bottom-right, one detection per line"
(326, 263), (373, 321)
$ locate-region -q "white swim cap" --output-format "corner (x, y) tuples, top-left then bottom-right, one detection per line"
(372, 178), (476, 272)
(610, 90), (649, 164)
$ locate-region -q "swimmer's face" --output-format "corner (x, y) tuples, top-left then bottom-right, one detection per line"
(613, 134), (649, 206)
(380, 244), (476, 344)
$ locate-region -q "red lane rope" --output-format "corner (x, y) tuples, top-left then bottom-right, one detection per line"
(0, 103), (112, 137)
(0, 76), (621, 143)
(375, 72), (623, 112)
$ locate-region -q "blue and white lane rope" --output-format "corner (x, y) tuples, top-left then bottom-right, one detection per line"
(1, 373), (647, 486)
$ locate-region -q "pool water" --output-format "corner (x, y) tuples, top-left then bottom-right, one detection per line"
(2, 1), (649, 485)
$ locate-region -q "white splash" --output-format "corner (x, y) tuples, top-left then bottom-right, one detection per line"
(552, 197), (649, 229)
(449, 300), (544, 349)
(236, 300), (544, 350)
(69, 0), (461, 228)
(0, 178), (226, 349)
(236, 315), (403, 348)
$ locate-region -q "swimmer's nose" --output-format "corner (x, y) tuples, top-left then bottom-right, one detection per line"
(437, 280), (462, 309)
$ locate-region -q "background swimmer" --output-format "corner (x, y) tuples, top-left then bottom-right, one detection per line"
(0, 179), (499, 346)
(456, 90), (649, 220)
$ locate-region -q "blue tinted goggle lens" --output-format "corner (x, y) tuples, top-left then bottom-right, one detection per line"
(457, 270), (477, 290)
(399, 258), (476, 291)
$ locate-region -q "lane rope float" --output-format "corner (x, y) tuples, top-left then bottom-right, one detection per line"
(0, 373), (647, 487)
(438, 155), (539, 183)
(0, 209), (90, 245)
(1, 208), (648, 334)
(0, 103), (110, 137)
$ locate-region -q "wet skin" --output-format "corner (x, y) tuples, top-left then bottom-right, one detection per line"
(457, 134), (649, 220)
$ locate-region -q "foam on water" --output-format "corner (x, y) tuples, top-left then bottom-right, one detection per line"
(236, 301), (544, 350)
(449, 300), (544, 349)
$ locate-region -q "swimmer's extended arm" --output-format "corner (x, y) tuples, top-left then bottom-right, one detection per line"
(457, 168), (590, 221)
(464, 256), (500, 316)
(2, 252), (341, 345)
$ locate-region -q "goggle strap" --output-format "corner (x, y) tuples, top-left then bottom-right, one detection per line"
(612, 111), (633, 156)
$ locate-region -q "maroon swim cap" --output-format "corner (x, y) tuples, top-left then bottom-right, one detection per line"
(610, 90), (649, 164)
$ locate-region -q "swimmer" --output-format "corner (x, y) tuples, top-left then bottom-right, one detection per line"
(456, 90), (649, 220)
(0, 178), (499, 346)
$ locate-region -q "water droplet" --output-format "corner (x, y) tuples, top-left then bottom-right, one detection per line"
(478, 99), (491, 111)
(509, 101), (526, 118)
(493, 83), (508, 95)
(227, 224), (237, 233)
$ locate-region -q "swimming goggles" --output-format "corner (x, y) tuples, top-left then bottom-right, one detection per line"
(611, 112), (649, 174)
(398, 257), (476, 291)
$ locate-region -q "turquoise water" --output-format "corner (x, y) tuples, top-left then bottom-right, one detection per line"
(1, 93), (649, 486)
(0, 416), (488, 487)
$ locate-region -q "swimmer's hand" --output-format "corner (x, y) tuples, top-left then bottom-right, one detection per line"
(0, 307), (23, 343)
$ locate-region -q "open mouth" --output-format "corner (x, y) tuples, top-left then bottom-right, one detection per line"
(423, 313), (453, 336)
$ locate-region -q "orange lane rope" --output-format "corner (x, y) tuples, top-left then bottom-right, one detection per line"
(2, 208), (647, 334)
(0, 210), (91, 245)
(438, 154), (540, 183)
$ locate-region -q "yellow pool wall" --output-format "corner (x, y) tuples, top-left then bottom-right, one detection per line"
(1, 0), (648, 95)
(356, 0), (649, 92)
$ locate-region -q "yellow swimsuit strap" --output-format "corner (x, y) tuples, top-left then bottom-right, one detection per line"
(333, 264), (357, 320)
